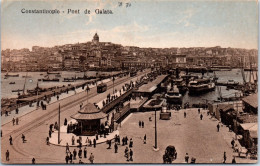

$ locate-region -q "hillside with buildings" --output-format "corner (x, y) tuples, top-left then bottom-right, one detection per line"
(1, 33), (258, 72)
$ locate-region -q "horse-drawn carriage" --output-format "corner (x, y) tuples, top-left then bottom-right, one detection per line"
(163, 145), (177, 163)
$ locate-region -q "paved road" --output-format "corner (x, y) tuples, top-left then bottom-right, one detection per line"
(1, 70), (149, 164)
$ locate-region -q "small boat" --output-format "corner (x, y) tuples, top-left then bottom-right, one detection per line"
(55, 74), (61, 78)
(22, 75), (32, 78)
(40, 74), (44, 76)
(5, 73), (19, 77)
(47, 71), (60, 75)
(42, 78), (59, 82)
(188, 78), (215, 95)
(63, 80), (75, 82)
(9, 82), (16, 84)
(12, 89), (23, 92)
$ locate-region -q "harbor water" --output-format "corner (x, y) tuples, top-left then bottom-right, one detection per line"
(1, 71), (119, 99)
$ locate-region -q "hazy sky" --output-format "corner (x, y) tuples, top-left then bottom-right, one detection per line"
(1, 0), (258, 50)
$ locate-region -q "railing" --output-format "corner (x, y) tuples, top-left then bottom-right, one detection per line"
(114, 103), (131, 122)
(101, 88), (133, 114)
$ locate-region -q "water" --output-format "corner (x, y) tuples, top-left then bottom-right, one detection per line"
(181, 68), (257, 105)
(1, 71), (120, 99)
(1, 69), (257, 103)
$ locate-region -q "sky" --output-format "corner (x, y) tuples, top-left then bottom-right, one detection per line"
(1, 0), (258, 50)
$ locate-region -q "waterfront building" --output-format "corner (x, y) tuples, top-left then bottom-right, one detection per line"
(242, 93), (258, 114)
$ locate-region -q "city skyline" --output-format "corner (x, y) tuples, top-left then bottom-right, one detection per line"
(1, 0), (258, 50)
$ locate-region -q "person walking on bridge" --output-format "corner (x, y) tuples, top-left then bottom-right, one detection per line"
(16, 117), (19, 125)
(21, 134), (26, 143)
(12, 118), (15, 126)
(89, 153), (94, 164)
(9, 135), (13, 145)
(200, 114), (203, 120)
(6, 150), (10, 161)
(217, 123), (220, 132)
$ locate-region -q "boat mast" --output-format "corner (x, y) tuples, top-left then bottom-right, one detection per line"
(22, 72), (28, 95)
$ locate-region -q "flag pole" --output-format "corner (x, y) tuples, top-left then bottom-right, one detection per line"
(58, 103), (60, 144)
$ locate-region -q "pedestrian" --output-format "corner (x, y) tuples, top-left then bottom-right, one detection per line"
(217, 123), (220, 132)
(93, 139), (96, 148)
(84, 147), (87, 158)
(72, 136), (75, 145)
(9, 135), (13, 145)
(198, 108), (200, 114)
(89, 139), (92, 147)
(78, 148), (82, 158)
(114, 143), (118, 153)
(143, 134), (146, 144)
(85, 137), (89, 146)
(118, 135), (121, 145)
(66, 143), (70, 153)
(184, 111), (186, 118)
(200, 114), (203, 120)
(185, 153), (189, 163)
(125, 136), (128, 145)
(122, 137), (125, 146)
(16, 108), (19, 114)
(126, 150), (129, 161)
(16, 117), (19, 125)
(12, 118), (15, 126)
(223, 152), (227, 163)
(46, 137), (49, 145)
(89, 153), (94, 164)
(129, 149), (133, 161)
(80, 103), (83, 110)
(21, 134), (26, 143)
(65, 155), (69, 164)
(57, 95), (59, 100)
(232, 156), (236, 163)
(1, 130), (2, 137)
(129, 138), (133, 148)
(73, 149), (77, 160)
(64, 118), (67, 126)
(107, 140), (112, 149)
(49, 130), (52, 138)
(6, 150), (9, 161)
(139, 121), (141, 128)
(124, 147), (129, 157)
(142, 121), (144, 128)
(96, 134), (98, 141)
(69, 152), (73, 163)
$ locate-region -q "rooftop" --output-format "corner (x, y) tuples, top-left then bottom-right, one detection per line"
(137, 75), (167, 93)
(242, 93), (258, 109)
(71, 103), (107, 120)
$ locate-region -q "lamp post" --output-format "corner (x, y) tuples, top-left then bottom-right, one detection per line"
(58, 104), (61, 144)
(112, 76), (115, 94)
(235, 93), (238, 140)
(153, 108), (159, 151)
(86, 85), (90, 104)
(36, 81), (39, 110)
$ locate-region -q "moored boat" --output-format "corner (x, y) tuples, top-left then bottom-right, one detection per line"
(188, 78), (215, 95)
(12, 89), (23, 92)
(5, 73), (19, 77)
(42, 78), (60, 82)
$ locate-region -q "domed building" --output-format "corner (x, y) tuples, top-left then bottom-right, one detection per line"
(92, 33), (99, 45)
